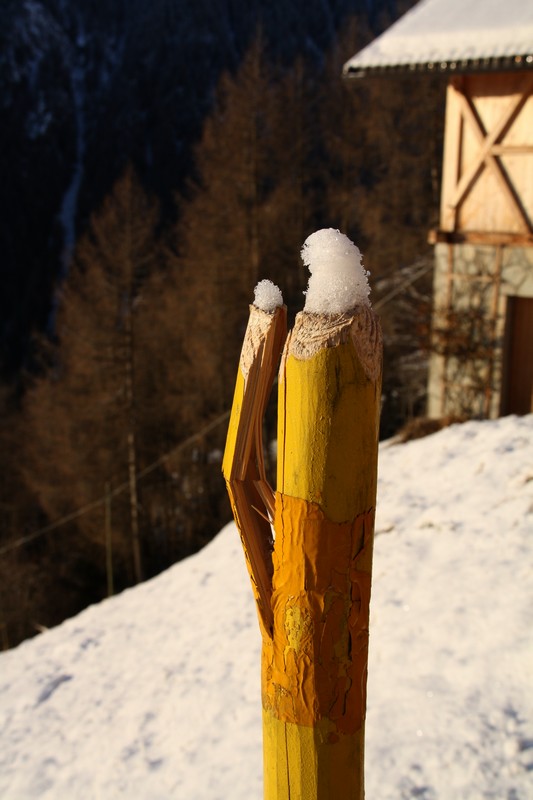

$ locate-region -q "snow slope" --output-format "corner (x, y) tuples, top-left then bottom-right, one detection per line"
(1, 415), (532, 799)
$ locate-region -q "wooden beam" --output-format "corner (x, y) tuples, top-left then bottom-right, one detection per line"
(491, 144), (533, 155)
(428, 228), (533, 246)
(452, 78), (533, 234)
(440, 80), (464, 231)
(484, 246), (503, 417)
(451, 80), (530, 207)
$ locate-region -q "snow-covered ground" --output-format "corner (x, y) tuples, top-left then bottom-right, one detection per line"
(1, 415), (532, 799)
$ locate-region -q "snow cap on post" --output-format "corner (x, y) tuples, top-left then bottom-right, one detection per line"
(302, 228), (370, 314)
(253, 279), (283, 313)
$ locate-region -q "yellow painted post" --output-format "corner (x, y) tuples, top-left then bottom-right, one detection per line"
(224, 236), (382, 800)
(263, 302), (382, 799)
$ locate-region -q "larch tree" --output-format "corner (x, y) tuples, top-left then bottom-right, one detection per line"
(261, 56), (325, 320)
(175, 34), (280, 411)
(23, 166), (161, 590)
(0, 386), (50, 648)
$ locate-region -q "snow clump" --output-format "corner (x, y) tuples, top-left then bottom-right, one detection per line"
(302, 228), (370, 314)
(253, 279), (283, 313)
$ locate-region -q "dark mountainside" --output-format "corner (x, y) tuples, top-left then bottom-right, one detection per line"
(0, 0), (445, 648)
(0, 0), (398, 378)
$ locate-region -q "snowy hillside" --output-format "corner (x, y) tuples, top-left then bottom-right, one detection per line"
(1, 415), (532, 799)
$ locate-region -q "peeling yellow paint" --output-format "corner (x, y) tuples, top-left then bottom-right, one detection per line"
(262, 497), (374, 735)
(284, 604), (313, 661)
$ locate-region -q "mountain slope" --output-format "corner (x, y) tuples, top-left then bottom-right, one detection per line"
(0, 0), (402, 376)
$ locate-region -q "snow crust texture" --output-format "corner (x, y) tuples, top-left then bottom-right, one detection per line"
(302, 228), (370, 314)
(1, 415), (532, 800)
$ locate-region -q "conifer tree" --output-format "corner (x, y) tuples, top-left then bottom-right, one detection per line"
(261, 57), (325, 318)
(176, 35), (280, 409)
(0, 387), (48, 647)
(23, 164), (230, 605)
(24, 167), (160, 588)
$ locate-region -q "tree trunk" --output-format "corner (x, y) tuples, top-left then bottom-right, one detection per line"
(124, 289), (143, 584)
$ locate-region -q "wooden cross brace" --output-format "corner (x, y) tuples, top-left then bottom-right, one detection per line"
(450, 75), (533, 234)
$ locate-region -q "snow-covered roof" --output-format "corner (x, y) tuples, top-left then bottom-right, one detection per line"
(344, 0), (533, 77)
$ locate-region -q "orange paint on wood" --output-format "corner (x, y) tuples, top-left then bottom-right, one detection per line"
(262, 496), (375, 736)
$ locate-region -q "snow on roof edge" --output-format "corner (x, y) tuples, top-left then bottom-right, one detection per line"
(343, 0), (533, 78)
(344, 54), (533, 79)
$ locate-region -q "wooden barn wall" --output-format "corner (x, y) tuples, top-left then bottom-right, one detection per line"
(440, 72), (533, 236)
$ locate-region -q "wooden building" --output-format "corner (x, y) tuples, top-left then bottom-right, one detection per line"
(344, 0), (533, 419)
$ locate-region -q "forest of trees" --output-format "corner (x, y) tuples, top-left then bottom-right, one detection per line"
(0, 3), (445, 649)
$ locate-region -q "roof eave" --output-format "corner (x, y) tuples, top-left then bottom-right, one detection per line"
(343, 54), (533, 79)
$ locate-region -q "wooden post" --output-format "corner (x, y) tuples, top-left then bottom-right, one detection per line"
(263, 305), (382, 799)
(224, 239), (382, 800)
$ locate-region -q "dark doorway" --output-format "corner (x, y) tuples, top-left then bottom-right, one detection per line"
(501, 296), (533, 415)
